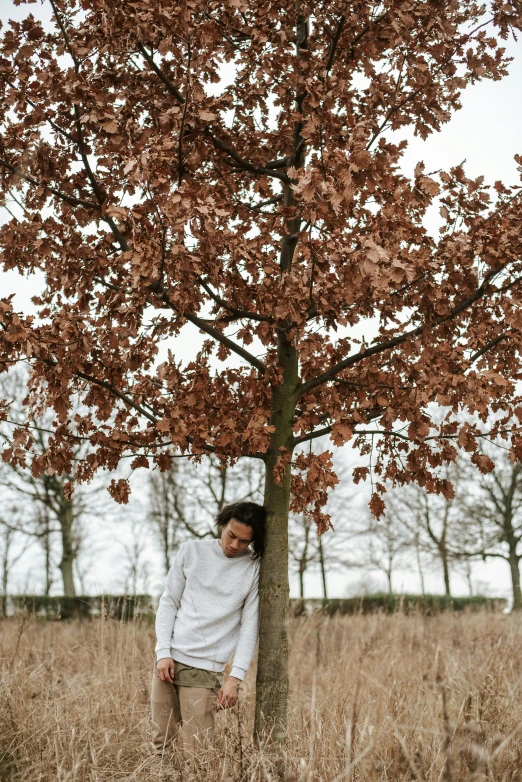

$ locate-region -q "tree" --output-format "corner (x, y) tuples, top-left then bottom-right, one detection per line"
(365, 509), (409, 594)
(0, 372), (87, 595)
(288, 512), (316, 598)
(383, 468), (473, 597)
(34, 508), (54, 596)
(120, 515), (150, 596)
(0, 510), (31, 616)
(400, 484), (457, 596)
(462, 452), (522, 610)
(288, 448), (355, 599)
(1, 0), (522, 743)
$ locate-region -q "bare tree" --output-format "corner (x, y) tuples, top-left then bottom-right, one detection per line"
(0, 510), (32, 615)
(121, 517), (151, 596)
(288, 513), (317, 598)
(0, 371), (91, 596)
(384, 467), (471, 598)
(413, 489), (454, 596)
(302, 452), (363, 597)
(365, 511), (409, 594)
(461, 453), (522, 610)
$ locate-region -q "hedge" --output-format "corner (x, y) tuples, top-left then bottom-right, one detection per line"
(289, 593), (508, 616)
(2, 592), (507, 621)
(6, 594), (153, 620)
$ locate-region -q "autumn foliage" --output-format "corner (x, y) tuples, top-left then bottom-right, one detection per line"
(1, 0), (522, 515)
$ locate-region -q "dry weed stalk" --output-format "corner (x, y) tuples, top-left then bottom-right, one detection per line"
(1, 611), (522, 780)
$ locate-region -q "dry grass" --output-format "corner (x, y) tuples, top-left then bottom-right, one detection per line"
(2, 610), (522, 781)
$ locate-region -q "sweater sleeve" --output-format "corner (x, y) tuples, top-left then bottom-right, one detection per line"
(155, 543), (187, 661)
(230, 561), (260, 680)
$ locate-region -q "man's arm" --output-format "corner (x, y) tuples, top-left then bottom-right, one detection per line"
(155, 543), (187, 661)
(229, 562), (260, 681)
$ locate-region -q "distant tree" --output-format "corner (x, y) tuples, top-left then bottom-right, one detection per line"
(288, 512), (317, 598)
(385, 470), (470, 597)
(365, 509), (409, 594)
(34, 509), (54, 596)
(121, 516), (150, 596)
(461, 452), (522, 610)
(412, 487), (454, 597)
(0, 510), (31, 616)
(0, 372), (89, 595)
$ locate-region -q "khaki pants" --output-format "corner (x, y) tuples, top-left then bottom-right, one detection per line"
(151, 670), (218, 763)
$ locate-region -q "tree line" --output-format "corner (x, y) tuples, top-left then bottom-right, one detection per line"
(2, 374), (521, 610)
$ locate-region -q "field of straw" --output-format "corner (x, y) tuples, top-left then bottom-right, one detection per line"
(1, 610), (522, 781)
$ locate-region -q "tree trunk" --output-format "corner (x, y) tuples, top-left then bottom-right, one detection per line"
(386, 568), (393, 594)
(58, 500), (76, 596)
(253, 10), (307, 746)
(464, 559), (473, 597)
(1, 528), (10, 617)
(299, 561), (305, 598)
(163, 526), (170, 576)
(43, 516), (53, 596)
(415, 537), (425, 596)
(508, 549), (522, 610)
(440, 546), (451, 597)
(318, 534), (328, 599)
(254, 336), (297, 746)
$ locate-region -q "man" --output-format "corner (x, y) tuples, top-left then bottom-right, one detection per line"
(151, 500), (266, 764)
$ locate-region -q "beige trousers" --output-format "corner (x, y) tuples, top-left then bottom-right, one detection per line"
(151, 671), (218, 763)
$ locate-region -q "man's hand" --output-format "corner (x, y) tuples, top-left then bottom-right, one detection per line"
(157, 657), (175, 683)
(217, 676), (241, 710)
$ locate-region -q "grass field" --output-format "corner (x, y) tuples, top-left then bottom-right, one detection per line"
(1, 610), (522, 780)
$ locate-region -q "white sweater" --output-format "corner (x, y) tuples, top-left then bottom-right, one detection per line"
(155, 538), (260, 681)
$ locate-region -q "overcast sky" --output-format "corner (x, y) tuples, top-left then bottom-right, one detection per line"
(0, 2), (521, 601)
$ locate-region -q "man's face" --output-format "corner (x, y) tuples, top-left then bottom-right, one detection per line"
(219, 518), (254, 557)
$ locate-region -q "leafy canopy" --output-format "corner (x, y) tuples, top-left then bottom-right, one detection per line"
(1, 0), (522, 521)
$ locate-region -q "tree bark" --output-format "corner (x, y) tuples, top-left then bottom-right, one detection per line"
(318, 534), (328, 599)
(255, 9), (307, 746)
(508, 548), (522, 610)
(386, 567), (393, 594)
(254, 334), (298, 746)
(1, 528), (11, 617)
(58, 500), (77, 596)
(441, 550), (451, 597)
(42, 514), (53, 596)
(162, 526), (170, 577)
(416, 544), (425, 596)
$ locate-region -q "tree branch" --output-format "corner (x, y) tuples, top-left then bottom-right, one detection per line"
(136, 42), (186, 104)
(0, 157), (99, 211)
(0, 75), (75, 144)
(71, 369), (158, 425)
(325, 15), (345, 72)
(207, 132), (289, 183)
(197, 275), (273, 323)
(299, 265), (506, 396)
(291, 408), (384, 448)
(156, 289), (267, 374)
(49, 0), (129, 251)
(468, 329), (515, 364)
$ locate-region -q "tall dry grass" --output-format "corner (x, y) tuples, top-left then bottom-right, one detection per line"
(1, 610), (522, 780)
